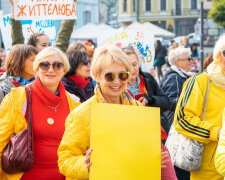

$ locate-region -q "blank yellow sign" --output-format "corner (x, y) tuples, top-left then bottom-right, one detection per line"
(90, 103), (161, 180)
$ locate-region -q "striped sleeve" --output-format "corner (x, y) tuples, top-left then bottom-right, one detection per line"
(174, 73), (220, 144)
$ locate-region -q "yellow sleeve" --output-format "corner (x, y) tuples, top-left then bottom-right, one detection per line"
(0, 94), (17, 174)
(58, 107), (90, 179)
(215, 109), (225, 176)
(174, 73), (220, 144)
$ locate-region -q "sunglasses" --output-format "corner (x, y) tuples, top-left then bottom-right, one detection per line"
(39, 61), (64, 71)
(122, 46), (134, 51)
(82, 59), (91, 65)
(104, 72), (129, 82)
(180, 57), (192, 61)
(221, 50), (225, 58)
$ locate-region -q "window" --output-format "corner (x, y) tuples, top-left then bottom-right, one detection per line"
(123, 0), (127, 12)
(83, 11), (91, 25)
(191, 0), (197, 9)
(133, 0), (136, 12)
(161, 0), (166, 11)
(146, 0), (151, 11)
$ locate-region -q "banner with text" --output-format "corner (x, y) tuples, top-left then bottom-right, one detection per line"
(98, 29), (155, 73)
(14, 0), (77, 20)
(0, 14), (56, 53)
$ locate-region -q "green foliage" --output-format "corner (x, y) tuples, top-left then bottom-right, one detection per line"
(209, 0), (225, 29)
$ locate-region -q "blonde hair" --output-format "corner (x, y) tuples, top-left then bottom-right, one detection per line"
(213, 34), (225, 62)
(91, 45), (132, 80)
(124, 47), (142, 65)
(33, 47), (70, 73)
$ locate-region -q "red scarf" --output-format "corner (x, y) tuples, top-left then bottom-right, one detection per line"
(68, 75), (90, 90)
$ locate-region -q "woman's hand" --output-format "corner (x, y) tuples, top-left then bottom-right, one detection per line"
(161, 150), (169, 169)
(85, 148), (93, 170)
(138, 97), (148, 106)
(9, 0), (15, 19)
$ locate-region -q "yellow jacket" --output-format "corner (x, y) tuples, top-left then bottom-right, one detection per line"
(0, 87), (80, 180)
(58, 96), (96, 180)
(174, 73), (224, 180)
(215, 110), (225, 178)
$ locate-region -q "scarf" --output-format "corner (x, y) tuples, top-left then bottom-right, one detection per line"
(11, 76), (35, 87)
(207, 61), (225, 90)
(127, 75), (148, 97)
(29, 76), (66, 107)
(68, 75), (90, 90)
(171, 65), (192, 78)
(95, 84), (137, 105)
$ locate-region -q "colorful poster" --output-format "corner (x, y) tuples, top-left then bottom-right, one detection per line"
(14, 0), (77, 20)
(0, 14), (56, 53)
(98, 29), (155, 73)
(90, 103), (161, 180)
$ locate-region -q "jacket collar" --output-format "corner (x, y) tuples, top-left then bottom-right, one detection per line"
(170, 65), (191, 78)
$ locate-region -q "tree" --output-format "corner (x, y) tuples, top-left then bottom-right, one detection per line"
(209, 0), (225, 29)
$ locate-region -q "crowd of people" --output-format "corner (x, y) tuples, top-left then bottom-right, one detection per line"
(0, 1), (224, 179)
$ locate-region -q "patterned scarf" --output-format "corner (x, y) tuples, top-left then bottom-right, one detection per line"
(95, 84), (137, 105)
(207, 61), (225, 90)
(11, 76), (35, 87)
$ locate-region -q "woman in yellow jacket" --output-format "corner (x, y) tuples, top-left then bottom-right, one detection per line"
(57, 45), (176, 180)
(173, 34), (225, 180)
(215, 110), (225, 178)
(0, 47), (80, 180)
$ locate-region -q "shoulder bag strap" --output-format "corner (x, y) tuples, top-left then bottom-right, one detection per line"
(24, 86), (33, 153)
(202, 73), (210, 121)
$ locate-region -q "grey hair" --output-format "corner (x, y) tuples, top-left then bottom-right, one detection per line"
(168, 47), (191, 66)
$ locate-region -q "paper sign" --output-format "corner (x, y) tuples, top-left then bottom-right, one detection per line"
(98, 29), (155, 73)
(90, 103), (161, 180)
(14, 0), (77, 20)
(0, 14), (56, 54)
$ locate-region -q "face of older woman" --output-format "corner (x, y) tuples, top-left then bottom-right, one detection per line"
(176, 52), (192, 72)
(37, 55), (64, 91)
(22, 53), (36, 80)
(128, 53), (139, 83)
(76, 62), (91, 79)
(97, 63), (128, 101)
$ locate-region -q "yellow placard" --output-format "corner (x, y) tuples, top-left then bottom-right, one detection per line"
(90, 103), (161, 180)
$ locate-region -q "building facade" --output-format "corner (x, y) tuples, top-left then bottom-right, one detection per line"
(118, 0), (212, 36)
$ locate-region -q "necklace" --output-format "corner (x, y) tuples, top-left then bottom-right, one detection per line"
(46, 102), (61, 112)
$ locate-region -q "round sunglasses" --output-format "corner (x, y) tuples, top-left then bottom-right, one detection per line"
(104, 72), (129, 82)
(39, 61), (64, 71)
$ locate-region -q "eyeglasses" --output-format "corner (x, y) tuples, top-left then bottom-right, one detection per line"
(122, 46), (134, 51)
(82, 59), (91, 65)
(39, 61), (64, 71)
(180, 57), (192, 61)
(104, 72), (130, 82)
(221, 50), (225, 58)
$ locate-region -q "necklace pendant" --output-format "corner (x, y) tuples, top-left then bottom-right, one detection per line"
(47, 118), (54, 125)
(54, 109), (57, 112)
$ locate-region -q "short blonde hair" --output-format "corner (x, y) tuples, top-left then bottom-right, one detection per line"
(91, 45), (132, 80)
(213, 34), (225, 62)
(124, 47), (142, 65)
(33, 47), (70, 73)
(168, 47), (191, 66)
